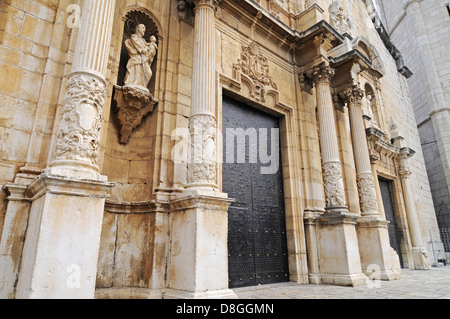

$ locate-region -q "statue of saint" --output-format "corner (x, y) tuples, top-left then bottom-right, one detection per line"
(329, 1), (350, 35)
(124, 24), (158, 92)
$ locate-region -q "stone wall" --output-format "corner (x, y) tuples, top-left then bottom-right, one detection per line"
(377, 0), (450, 255)
(0, 0), (447, 298)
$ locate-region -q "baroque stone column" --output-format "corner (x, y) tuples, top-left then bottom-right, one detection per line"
(393, 133), (432, 270)
(341, 84), (401, 280)
(306, 63), (367, 287)
(186, 0), (219, 190)
(166, 0), (236, 299)
(15, 0), (116, 299)
(307, 62), (347, 212)
(341, 85), (379, 216)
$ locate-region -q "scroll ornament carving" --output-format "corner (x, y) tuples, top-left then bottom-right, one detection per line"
(357, 173), (379, 213)
(54, 74), (106, 167)
(322, 161), (346, 208)
(187, 114), (217, 185)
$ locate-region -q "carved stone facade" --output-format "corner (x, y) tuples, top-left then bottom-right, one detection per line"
(0, 0), (446, 299)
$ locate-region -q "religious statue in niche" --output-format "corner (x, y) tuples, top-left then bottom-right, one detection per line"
(329, 0), (350, 35)
(124, 24), (158, 92)
(113, 12), (159, 144)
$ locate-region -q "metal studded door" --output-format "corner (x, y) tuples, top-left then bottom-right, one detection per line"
(379, 178), (404, 267)
(222, 96), (289, 289)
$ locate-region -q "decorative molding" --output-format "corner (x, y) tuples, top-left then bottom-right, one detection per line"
(105, 199), (168, 214)
(53, 74), (106, 168)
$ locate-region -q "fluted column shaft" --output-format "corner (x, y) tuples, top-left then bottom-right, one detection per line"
(307, 63), (347, 211)
(15, 1), (116, 299)
(187, 0), (219, 188)
(342, 85), (379, 216)
(396, 144), (431, 269)
(49, 0), (116, 178)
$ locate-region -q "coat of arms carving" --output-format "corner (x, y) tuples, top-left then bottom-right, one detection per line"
(233, 42), (278, 91)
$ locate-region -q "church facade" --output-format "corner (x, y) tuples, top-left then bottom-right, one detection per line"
(0, 0), (446, 299)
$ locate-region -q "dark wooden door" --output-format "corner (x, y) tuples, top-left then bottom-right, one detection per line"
(379, 178), (403, 267)
(222, 96), (289, 288)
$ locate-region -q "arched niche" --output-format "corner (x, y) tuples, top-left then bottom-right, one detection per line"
(364, 83), (380, 127)
(111, 9), (162, 144)
(352, 36), (384, 74)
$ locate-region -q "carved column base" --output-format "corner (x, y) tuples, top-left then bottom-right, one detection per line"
(356, 216), (402, 281)
(113, 85), (158, 144)
(317, 212), (368, 287)
(304, 211), (321, 285)
(411, 246), (433, 270)
(0, 184), (31, 299)
(165, 194), (236, 299)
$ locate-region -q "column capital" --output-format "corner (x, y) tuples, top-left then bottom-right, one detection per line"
(305, 62), (335, 84)
(339, 84), (365, 105)
(183, 0), (222, 10)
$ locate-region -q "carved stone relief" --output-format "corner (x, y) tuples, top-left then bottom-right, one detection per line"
(187, 114), (217, 186)
(357, 173), (379, 213)
(322, 161), (347, 208)
(233, 42), (278, 102)
(329, 0), (350, 35)
(54, 74), (106, 167)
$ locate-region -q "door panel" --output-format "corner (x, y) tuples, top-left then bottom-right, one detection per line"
(222, 96), (289, 288)
(379, 178), (404, 267)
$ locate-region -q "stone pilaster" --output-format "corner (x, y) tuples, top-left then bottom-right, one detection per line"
(15, 0), (116, 299)
(306, 63), (367, 287)
(341, 84), (401, 280)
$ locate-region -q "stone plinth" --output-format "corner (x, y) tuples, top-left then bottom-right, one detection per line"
(15, 174), (114, 299)
(164, 192), (236, 299)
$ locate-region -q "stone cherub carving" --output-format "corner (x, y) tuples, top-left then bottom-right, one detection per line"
(329, 0), (350, 35)
(124, 24), (158, 92)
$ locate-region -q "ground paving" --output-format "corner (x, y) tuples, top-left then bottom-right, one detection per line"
(234, 266), (450, 299)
